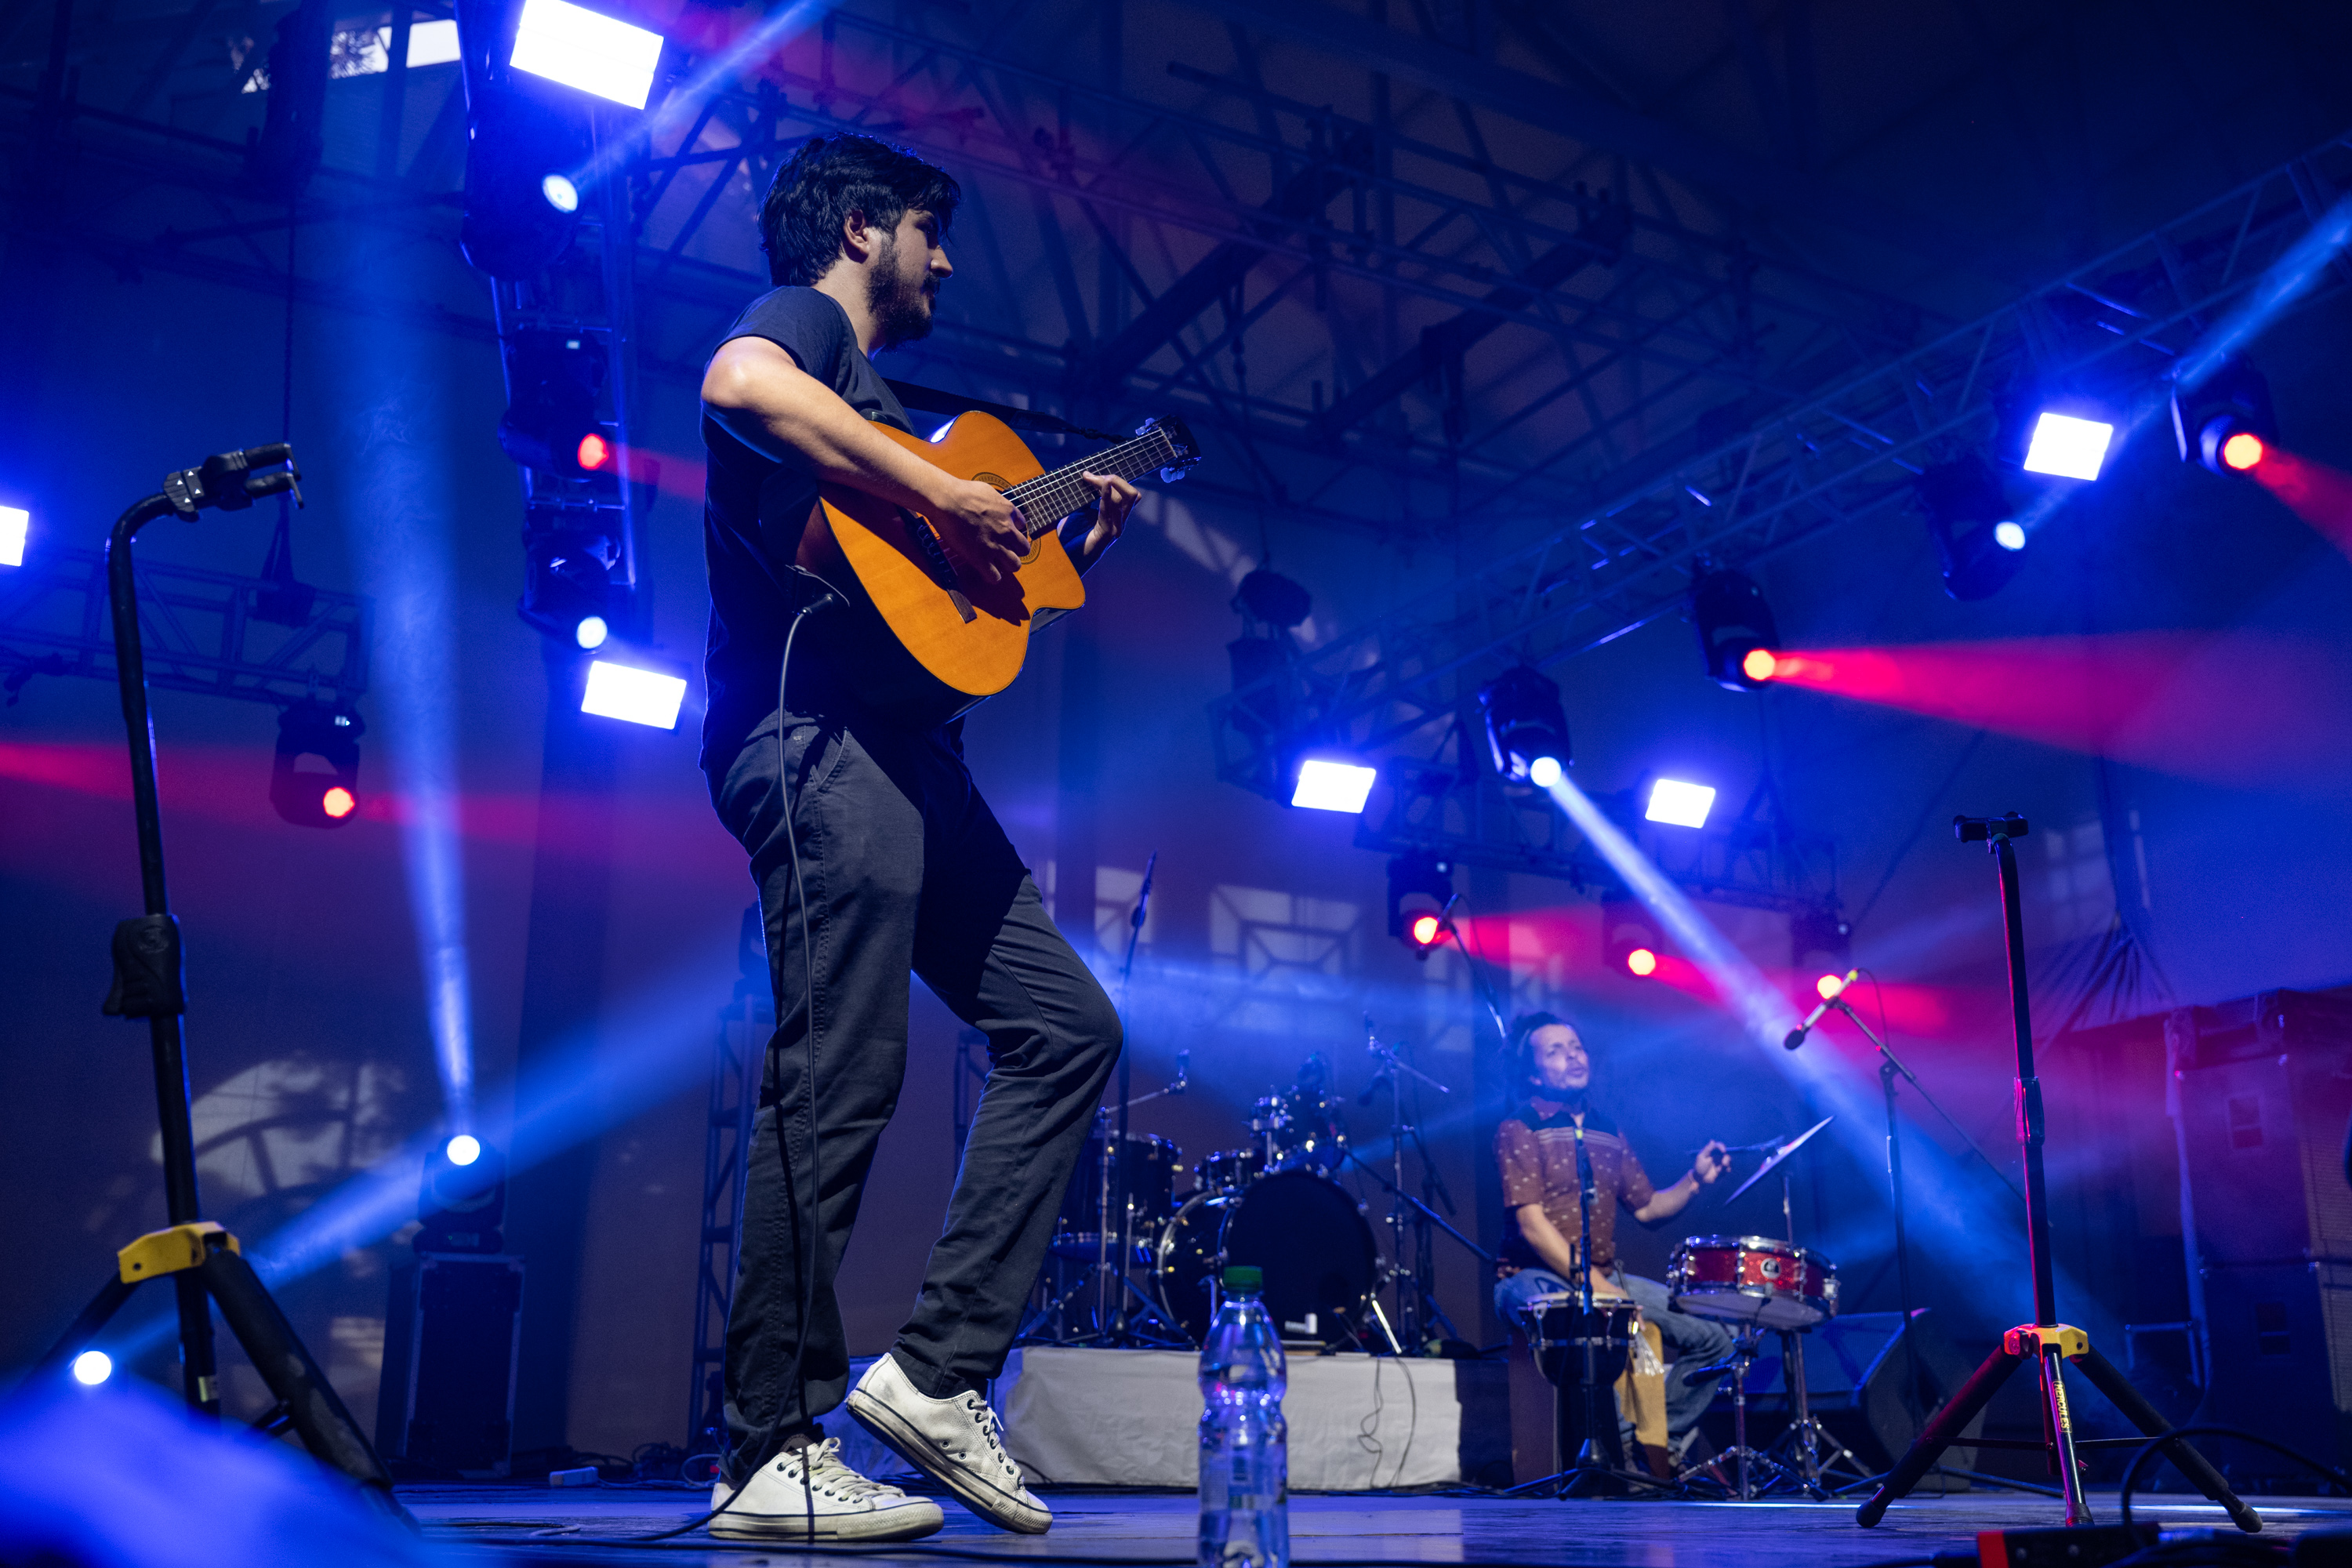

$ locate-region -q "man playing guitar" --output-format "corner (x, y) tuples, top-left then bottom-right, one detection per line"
(696, 132), (1139, 1542)
(1494, 1013), (1737, 1460)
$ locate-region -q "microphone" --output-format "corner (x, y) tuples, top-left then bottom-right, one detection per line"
(1783, 969), (1859, 1051)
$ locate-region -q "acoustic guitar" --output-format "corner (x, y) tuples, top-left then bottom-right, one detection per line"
(800, 410), (1201, 724)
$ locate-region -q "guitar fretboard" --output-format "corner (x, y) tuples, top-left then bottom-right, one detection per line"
(1005, 429), (1180, 537)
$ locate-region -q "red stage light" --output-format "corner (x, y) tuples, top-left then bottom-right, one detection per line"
(321, 786), (358, 819)
(1741, 648), (1779, 684)
(576, 431), (613, 471)
(1409, 913), (1443, 948)
(1625, 946), (1658, 978)
(1817, 971), (1846, 1000)
(2220, 432), (2266, 471)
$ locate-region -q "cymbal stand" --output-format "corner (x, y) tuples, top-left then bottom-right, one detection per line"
(1857, 815), (2259, 1533)
(1363, 1020), (1450, 1352)
(1098, 852), (1155, 1342)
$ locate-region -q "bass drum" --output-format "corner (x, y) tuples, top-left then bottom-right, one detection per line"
(1154, 1170), (1377, 1348)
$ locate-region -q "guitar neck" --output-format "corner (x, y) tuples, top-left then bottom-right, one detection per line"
(1005, 429), (1178, 538)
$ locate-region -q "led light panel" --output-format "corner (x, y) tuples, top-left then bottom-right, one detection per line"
(2022, 412), (2114, 481)
(0, 505), (26, 567)
(510, 0), (663, 109)
(1290, 759), (1378, 813)
(1645, 778), (1717, 829)
(582, 659), (688, 728)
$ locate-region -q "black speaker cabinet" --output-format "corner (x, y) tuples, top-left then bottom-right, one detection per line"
(376, 1253), (525, 1477)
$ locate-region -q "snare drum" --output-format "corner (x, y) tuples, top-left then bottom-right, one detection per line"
(1666, 1235), (1838, 1329)
(1521, 1292), (1639, 1388)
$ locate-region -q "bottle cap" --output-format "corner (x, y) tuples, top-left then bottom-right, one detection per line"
(1222, 1265), (1263, 1291)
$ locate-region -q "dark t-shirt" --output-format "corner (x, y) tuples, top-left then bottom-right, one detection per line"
(1493, 1099), (1657, 1277)
(699, 286), (913, 767)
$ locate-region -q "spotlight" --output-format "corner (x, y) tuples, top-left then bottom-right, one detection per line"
(496, 331), (612, 480)
(1645, 778), (1716, 829)
(2022, 411), (2114, 481)
(70, 1350), (112, 1385)
(1602, 898), (1664, 979)
(1290, 757), (1377, 813)
(460, 89), (590, 281)
(1741, 647), (1778, 684)
(521, 530), (614, 642)
(1387, 851), (1454, 957)
(1691, 569), (1780, 691)
(509, 0), (665, 110)
(2172, 354), (2278, 477)
(418, 1138), (505, 1254)
(581, 659), (688, 730)
(0, 503), (25, 567)
(270, 699), (364, 829)
(1918, 455), (2027, 601)
(1816, 971), (1847, 1000)
(1478, 666), (1571, 784)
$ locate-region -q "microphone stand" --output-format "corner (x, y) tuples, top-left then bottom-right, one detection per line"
(1100, 851), (1155, 1342)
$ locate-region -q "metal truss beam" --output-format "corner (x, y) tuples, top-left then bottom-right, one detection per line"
(0, 546), (372, 709)
(1176, 0), (2027, 283)
(1210, 133), (2352, 797)
(1355, 759), (1838, 918)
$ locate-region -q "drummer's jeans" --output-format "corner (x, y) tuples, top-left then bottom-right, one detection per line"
(1494, 1269), (1736, 1440)
(709, 705), (1120, 1484)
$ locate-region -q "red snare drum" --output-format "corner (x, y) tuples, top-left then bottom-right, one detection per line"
(1666, 1235), (1838, 1329)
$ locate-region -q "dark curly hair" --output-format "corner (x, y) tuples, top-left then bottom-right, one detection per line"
(760, 133), (962, 287)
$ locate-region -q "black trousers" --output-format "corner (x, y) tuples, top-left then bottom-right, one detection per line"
(707, 702), (1121, 1483)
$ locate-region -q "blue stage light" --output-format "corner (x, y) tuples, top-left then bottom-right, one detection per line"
(510, 0), (664, 110)
(1290, 759), (1377, 813)
(540, 172), (580, 213)
(0, 505), (26, 568)
(71, 1351), (111, 1386)
(2022, 411), (2114, 481)
(1526, 755), (1563, 789)
(1645, 778), (1716, 829)
(445, 1134), (482, 1167)
(573, 615), (608, 650)
(582, 659), (687, 729)
(1993, 521), (2026, 551)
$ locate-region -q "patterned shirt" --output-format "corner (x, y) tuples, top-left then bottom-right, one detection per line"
(1494, 1098), (1656, 1277)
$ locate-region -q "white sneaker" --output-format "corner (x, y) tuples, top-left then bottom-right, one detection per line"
(846, 1355), (1051, 1534)
(706, 1437), (945, 1542)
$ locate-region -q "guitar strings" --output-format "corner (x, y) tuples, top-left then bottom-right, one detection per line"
(1004, 430), (1176, 537)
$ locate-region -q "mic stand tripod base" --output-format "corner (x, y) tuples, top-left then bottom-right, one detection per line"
(1854, 1323), (2259, 1532)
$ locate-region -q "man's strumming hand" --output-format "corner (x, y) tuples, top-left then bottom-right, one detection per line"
(927, 477), (1027, 586)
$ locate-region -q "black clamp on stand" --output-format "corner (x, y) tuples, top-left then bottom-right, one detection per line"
(1856, 813), (2258, 1534)
(38, 446), (405, 1519)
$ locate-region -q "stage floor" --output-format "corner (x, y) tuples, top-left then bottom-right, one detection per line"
(412, 1485), (2352, 1566)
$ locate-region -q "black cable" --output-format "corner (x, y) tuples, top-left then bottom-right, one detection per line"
(2117, 1423), (2352, 1530)
(626, 582), (838, 1545)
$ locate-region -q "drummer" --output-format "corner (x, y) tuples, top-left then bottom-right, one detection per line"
(1492, 1012), (1735, 1457)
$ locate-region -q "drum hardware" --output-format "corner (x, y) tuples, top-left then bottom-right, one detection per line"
(1095, 850), (1158, 1345)
(1686, 1330), (1804, 1501)
(1859, 817), (2259, 1533)
(1361, 1018), (1466, 1356)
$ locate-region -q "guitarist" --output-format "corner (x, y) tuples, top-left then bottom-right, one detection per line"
(696, 132), (1140, 1543)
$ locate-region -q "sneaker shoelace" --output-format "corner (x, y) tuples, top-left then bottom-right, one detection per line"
(782, 1438), (906, 1504)
(953, 1393), (1025, 1486)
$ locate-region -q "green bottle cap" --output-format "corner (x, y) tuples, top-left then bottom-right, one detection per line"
(1222, 1265), (1263, 1291)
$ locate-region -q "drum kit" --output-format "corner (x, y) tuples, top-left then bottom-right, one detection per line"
(1025, 1058), (1399, 1351)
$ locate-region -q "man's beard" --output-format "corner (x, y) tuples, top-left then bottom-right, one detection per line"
(867, 236), (936, 350)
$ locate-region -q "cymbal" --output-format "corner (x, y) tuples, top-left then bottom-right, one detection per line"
(1725, 1116), (1833, 1205)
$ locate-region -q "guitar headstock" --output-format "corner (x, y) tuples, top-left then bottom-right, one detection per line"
(1136, 416), (1203, 484)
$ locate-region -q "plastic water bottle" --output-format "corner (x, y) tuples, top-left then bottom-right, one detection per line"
(1198, 1264), (1287, 1568)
